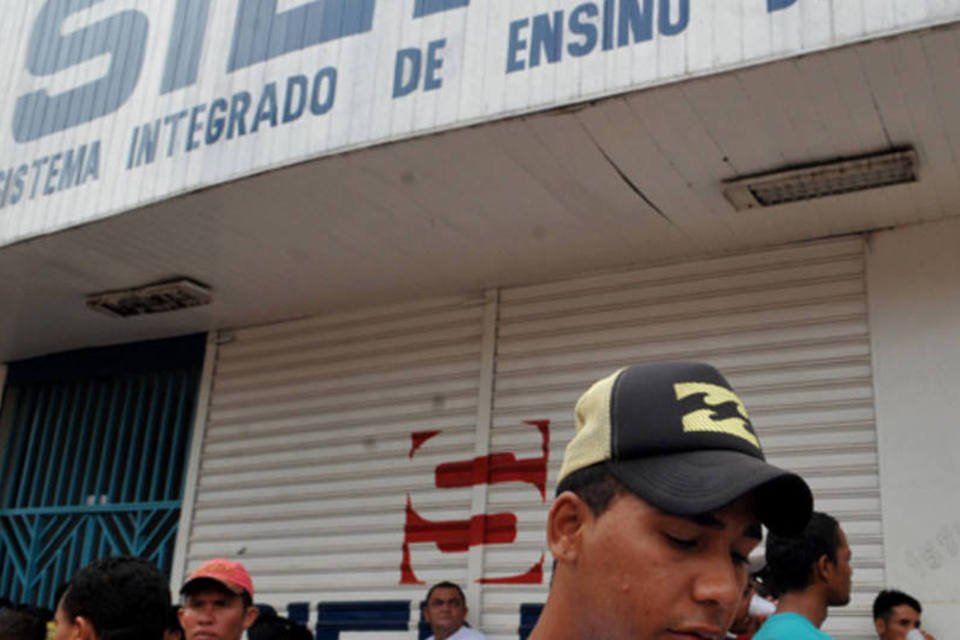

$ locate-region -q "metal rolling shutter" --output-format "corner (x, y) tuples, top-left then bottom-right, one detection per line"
(183, 295), (490, 636)
(483, 237), (881, 640)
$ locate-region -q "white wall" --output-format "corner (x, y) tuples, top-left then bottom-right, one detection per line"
(867, 217), (960, 636)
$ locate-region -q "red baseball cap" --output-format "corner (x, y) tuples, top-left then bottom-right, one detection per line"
(180, 558), (254, 600)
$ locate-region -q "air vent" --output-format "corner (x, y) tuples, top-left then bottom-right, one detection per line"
(723, 148), (918, 210)
(86, 279), (212, 318)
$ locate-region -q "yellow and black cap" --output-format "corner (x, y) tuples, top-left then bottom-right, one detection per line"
(558, 362), (813, 535)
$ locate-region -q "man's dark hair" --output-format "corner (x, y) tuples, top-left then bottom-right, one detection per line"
(764, 511), (840, 594)
(164, 604), (184, 639)
(555, 463), (625, 516)
(424, 581), (466, 607)
(873, 589), (922, 621)
(247, 607), (311, 640)
(59, 556), (171, 640)
(0, 607), (46, 640)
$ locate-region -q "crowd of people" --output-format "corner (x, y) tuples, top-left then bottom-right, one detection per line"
(0, 362), (939, 640)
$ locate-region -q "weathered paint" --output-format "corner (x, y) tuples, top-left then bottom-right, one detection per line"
(1, 0), (958, 247)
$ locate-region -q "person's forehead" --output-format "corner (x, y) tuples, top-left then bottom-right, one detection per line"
(837, 526), (851, 550)
(183, 585), (242, 602)
(891, 604), (920, 620)
(615, 489), (762, 535)
(53, 603), (70, 621)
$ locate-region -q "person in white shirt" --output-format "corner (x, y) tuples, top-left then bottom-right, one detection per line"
(422, 582), (486, 640)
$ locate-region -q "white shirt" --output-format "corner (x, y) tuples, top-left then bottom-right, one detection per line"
(426, 625), (488, 640)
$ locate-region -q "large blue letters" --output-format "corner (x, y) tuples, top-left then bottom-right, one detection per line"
(13, 0), (148, 143)
(228, 0), (376, 72)
(768, 0), (798, 11)
(161, 0), (212, 94)
(413, 0), (470, 19)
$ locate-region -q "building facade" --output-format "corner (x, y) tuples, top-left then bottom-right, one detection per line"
(1, 1), (959, 638)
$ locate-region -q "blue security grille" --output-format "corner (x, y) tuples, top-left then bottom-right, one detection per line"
(0, 335), (205, 607)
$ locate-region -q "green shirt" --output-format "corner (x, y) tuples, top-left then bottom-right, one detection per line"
(753, 612), (834, 640)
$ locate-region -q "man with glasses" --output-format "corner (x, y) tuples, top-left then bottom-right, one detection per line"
(422, 582), (486, 640)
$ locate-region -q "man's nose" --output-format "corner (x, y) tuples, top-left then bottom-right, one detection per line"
(692, 557), (743, 610)
(195, 606), (215, 623)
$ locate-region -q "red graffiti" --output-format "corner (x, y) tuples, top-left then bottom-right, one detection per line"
(400, 496), (517, 584)
(435, 420), (550, 499)
(478, 554), (545, 585)
(409, 430), (441, 458)
(401, 420), (550, 585)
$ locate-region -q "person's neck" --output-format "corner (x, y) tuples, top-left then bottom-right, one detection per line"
(434, 625), (462, 640)
(775, 588), (830, 628)
(527, 590), (585, 640)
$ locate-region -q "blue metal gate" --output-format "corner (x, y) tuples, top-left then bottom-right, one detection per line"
(0, 335), (205, 607)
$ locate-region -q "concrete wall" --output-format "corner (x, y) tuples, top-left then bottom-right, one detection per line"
(867, 216), (960, 636)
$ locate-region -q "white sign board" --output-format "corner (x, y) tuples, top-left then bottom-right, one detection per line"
(1, 0), (957, 247)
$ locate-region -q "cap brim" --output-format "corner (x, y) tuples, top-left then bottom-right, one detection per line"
(180, 576), (245, 597)
(606, 449), (813, 535)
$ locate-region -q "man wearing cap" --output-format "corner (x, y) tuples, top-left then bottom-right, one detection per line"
(178, 559), (259, 640)
(527, 362), (813, 640)
(752, 511), (852, 639)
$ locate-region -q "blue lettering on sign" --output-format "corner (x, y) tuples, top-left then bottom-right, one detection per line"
(127, 68), (337, 170)
(768, 0), (798, 11)
(568, 4), (599, 57)
(413, 0), (470, 19)
(394, 48), (424, 98)
(12, 0), (148, 143)
(0, 141), (101, 208)
(506, 0), (689, 73)
(424, 39), (447, 91)
(531, 12), (564, 68)
(393, 39), (447, 98)
(161, 0), (212, 94)
(228, 0), (376, 72)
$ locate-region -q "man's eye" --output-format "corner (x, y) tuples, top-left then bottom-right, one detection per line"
(664, 533), (697, 549)
(731, 551), (749, 566)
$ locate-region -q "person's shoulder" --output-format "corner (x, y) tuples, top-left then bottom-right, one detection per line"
(754, 613), (833, 640)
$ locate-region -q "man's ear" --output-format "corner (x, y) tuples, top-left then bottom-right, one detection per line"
(546, 492), (593, 566)
(814, 554), (833, 584)
(242, 606), (259, 631)
(874, 617), (886, 638)
(74, 616), (97, 640)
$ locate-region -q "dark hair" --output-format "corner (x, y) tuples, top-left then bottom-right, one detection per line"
(164, 604), (184, 639)
(764, 511), (840, 594)
(60, 556), (171, 640)
(0, 607), (47, 640)
(554, 463), (625, 517)
(873, 589), (922, 621)
(247, 607), (311, 640)
(424, 581), (466, 607)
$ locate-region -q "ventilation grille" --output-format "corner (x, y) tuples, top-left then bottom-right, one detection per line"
(723, 148), (918, 210)
(86, 279), (212, 318)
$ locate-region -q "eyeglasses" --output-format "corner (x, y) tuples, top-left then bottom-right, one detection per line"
(428, 598), (464, 608)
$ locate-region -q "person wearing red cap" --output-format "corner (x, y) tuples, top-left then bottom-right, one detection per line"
(178, 559), (259, 640)
(526, 362), (814, 640)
